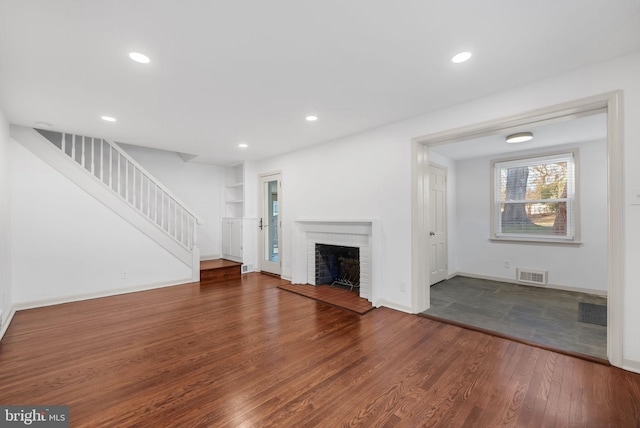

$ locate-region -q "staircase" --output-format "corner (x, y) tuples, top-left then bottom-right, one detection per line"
(10, 126), (203, 281)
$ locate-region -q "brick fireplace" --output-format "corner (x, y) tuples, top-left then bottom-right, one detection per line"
(292, 220), (378, 302)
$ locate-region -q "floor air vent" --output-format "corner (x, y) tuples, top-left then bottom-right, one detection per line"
(241, 264), (253, 274)
(517, 268), (548, 285)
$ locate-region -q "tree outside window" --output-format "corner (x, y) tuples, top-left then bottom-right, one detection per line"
(492, 151), (577, 241)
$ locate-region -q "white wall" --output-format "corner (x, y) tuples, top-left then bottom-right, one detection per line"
(10, 140), (191, 305)
(242, 161), (259, 270)
(453, 140), (607, 292)
(119, 144), (222, 260)
(254, 125), (412, 308)
(0, 108), (11, 324)
(249, 51), (640, 363)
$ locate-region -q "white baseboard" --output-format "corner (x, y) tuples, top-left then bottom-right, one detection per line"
(12, 278), (194, 312)
(200, 254), (221, 261)
(623, 358), (640, 374)
(452, 271), (607, 296)
(0, 305), (17, 341)
(374, 299), (412, 314)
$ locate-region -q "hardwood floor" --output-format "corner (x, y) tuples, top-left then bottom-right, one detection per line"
(1, 273), (639, 427)
(277, 283), (375, 314)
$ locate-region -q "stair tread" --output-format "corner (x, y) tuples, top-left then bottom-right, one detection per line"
(200, 259), (242, 271)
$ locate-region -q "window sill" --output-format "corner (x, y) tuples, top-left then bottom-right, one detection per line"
(490, 237), (583, 246)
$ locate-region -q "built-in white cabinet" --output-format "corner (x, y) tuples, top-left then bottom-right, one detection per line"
(224, 163), (244, 218)
(221, 163), (244, 262)
(221, 218), (243, 261)
(220, 163), (256, 272)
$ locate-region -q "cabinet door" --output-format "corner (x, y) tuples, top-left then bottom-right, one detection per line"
(221, 221), (231, 256)
(230, 219), (243, 258)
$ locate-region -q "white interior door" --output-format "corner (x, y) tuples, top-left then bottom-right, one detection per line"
(259, 173), (282, 275)
(429, 163), (447, 285)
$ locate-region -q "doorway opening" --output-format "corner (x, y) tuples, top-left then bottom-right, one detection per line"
(411, 91), (623, 366)
(259, 172), (282, 276)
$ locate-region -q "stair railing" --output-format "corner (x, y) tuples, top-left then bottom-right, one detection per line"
(39, 130), (202, 250)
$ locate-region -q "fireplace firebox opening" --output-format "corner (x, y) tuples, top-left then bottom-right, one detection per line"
(315, 244), (360, 291)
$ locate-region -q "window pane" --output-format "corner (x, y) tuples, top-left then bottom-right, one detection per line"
(500, 161), (568, 202)
(493, 151), (576, 242)
(500, 202), (567, 236)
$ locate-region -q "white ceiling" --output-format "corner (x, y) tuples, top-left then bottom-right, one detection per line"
(1, 1), (639, 165)
(429, 113), (607, 161)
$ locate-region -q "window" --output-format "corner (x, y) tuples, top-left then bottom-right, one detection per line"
(491, 150), (578, 242)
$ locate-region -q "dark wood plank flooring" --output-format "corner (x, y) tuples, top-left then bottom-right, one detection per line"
(200, 259), (241, 270)
(1, 273), (639, 427)
(277, 283), (374, 314)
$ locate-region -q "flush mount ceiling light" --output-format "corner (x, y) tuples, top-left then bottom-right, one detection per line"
(129, 52), (150, 64)
(101, 116), (117, 122)
(238, 143), (248, 148)
(306, 115), (318, 122)
(35, 121), (52, 128)
(451, 51), (472, 63)
(506, 132), (533, 144)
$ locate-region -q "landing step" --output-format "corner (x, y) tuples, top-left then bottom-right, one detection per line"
(200, 259), (242, 284)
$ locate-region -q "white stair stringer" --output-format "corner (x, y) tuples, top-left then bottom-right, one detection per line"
(10, 126), (201, 281)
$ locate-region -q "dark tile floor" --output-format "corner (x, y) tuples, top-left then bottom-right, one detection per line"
(423, 276), (607, 360)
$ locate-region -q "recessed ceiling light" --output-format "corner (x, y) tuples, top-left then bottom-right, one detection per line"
(35, 121), (52, 128)
(101, 116), (117, 122)
(238, 143), (248, 148)
(306, 115), (318, 122)
(129, 52), (151, 64)
(506, 132), (533, 144)
(451, 51), (472, 63)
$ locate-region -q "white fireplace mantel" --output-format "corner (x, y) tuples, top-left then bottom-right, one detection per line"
(292, 219), (381, 304)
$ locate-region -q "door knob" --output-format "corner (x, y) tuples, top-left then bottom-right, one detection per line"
(430, 231), (436, 236)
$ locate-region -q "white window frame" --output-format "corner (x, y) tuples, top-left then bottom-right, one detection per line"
(490, 149), (580, 244)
